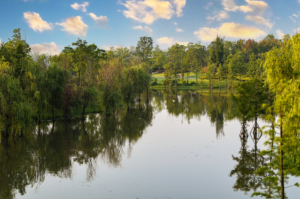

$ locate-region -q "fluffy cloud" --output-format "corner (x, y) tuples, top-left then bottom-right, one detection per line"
(88, 13), (108, 27)
(246, 15), (273, 28)
(206, 11), (229, 21)
(194, 22), (266, 42)
(276, 30), (284, 39)
(133, 25), (153, 35)
(157, 37), (188, 47)
(120, 0), (186, 24)
(102, 45), (124, 51)
(30, 42), (61, 55)
(56, 16), (88, 37)
(221, 0), (268, 14)
(176, 28), (184, 32)
(221, 1), (271, 28)
(23, 12), (52, 32)
(174, 22), (178, 25)
(172, 0), (186, 17)
(71, 2), (89, 12)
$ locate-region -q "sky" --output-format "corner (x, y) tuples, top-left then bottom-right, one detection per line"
(0, 0), (299, 55)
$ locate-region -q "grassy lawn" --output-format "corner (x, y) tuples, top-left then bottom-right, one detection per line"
(151, 73), (242, 89)
(151, 72), (201, 78)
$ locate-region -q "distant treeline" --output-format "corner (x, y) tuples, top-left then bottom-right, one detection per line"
(0, 28), (289, 134)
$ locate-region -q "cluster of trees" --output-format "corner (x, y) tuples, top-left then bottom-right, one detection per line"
(0, 29), (153, 135)
(151, 34), (284, 89)
(232, 34), (300, 199)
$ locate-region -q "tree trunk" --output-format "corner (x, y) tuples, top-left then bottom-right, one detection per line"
(4, 126), (9, 137)
(187, 72), (189, 84)
(82, 105), (86, 119)
(139, 91), (141, 103)
(280, 111), (285, 199)
(38, 112), (41, 124)
(52, 108), (55, 122)
(146, 88), (149, 104)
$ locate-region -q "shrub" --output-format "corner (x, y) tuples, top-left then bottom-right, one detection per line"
(163, 79), (169, 85)
(151, 82), (158, 86)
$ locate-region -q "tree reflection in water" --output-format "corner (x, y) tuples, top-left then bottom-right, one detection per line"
(0, 102), (153, 198)
(0, 89), (267, 198)
(152, 89), (237, 139)
(230, 122), (272, 196)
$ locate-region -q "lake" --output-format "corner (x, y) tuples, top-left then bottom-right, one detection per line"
(1, 89), (299, 199)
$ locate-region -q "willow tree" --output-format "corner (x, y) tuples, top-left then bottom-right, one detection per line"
(44, 64), (66, 121)
(121, 66), (136, 111)
(252, 34), (300, 199)
(226, 54), (237, 90)
(98, 59), (122, 116)
(0, 57), (34, 136)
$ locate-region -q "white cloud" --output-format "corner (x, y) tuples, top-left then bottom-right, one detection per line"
(172, 0), (186, 17)
(56, 16), (88, 37)
(120, 0), (186, 24)
(132, 25), (153, 35)
(88, 13), (108, 27)
(246, 15), (273, 28)
(157, 37), (188, 47)
(71, 2), (89, 12)
(102, 45), (124, 51)
(174, 22), (178, 25)
(206, 11), (229, 21)
(194, 22), (266, 42)
(221, 0), (268, 15)
(293, 14), (299, 18)
(276, 30), (284, 39)
(176, 28), (184, 32)
(221, 0), (240, 12)
(23, 12), (52, 32)
(30, 42), (61, 55)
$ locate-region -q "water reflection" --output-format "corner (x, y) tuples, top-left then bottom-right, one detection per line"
(0, 103), (153, 199)
(151, 89), (237, 139)
(230, 136), (267, 194)
(0, 90), (272, 198)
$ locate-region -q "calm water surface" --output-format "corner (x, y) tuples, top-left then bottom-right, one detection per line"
(1, 90), (299, 199)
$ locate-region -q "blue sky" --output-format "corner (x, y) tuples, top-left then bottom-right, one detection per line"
(0, 0), (299, 54)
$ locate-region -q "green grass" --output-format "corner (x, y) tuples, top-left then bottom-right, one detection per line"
(151, 72), (200, 78)
(151, 73), (165, 77)
(151, 73), (250, 88)
(151, 77), (240, 89)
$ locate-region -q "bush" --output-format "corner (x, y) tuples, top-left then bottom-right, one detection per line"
(163, 79), (178, 86)
(163, 79), (169, 85)
(154, 78), (157, 83)
(151, 82), (158, 86)
(190, 82), (195, 85)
